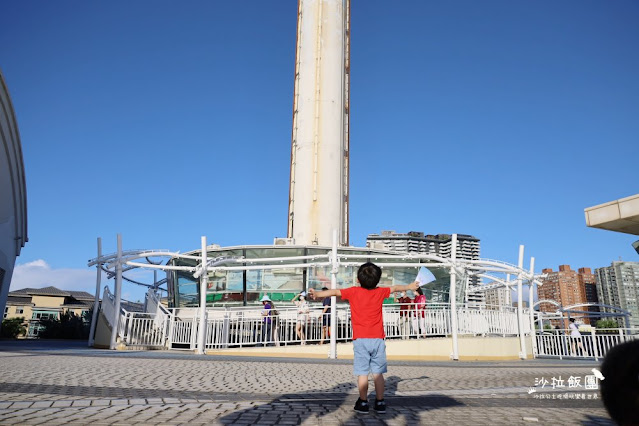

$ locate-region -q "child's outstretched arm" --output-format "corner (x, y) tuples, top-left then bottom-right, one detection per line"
(389, 281), (419, 294)
(309, 288), (341, 300)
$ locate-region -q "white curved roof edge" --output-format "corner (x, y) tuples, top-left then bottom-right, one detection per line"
(584, 194), (639, 236)
(0, 69), (28, 255)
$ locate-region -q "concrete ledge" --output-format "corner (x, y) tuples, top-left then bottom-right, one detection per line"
(585, 193), (639, 235)
(205, 336), (533, 361)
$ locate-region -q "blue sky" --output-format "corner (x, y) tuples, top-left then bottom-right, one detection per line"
(2, 1), (638, 300)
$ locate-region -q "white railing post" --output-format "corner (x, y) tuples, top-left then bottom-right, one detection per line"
(516, 245), (526, 359)
(88, 237), (102, 347)
(558, 311), (564, 360)
(197, 236), (208, 354)
(126, 311), (133, 344)
(190, 314), (197, 350)
(167, 311), (175, 349)
(223, 308), (230, 348)
(110, 234), (123, 350)
(329, 229), (338, 359)
(591, 328), (599, 361)
(528, 257), (537, 358)
(160, 311), (167, 345)
(450, 234), (459, 360)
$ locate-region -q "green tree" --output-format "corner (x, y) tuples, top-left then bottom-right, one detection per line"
(595, 319), (619, 329)
(1, 317), (26, 338)
(39, 311), (90, 339)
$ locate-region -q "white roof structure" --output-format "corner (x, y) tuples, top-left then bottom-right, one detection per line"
(585, 194), (639, 236)
(0, 69), (28, 331)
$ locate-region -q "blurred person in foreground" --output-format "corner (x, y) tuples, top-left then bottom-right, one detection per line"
(600, 339), (639, 425)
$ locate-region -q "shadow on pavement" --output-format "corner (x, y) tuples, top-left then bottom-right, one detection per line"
(0, 381), (247, 401)
(581, 414), (616, 425)
(218, 375), (463, 425)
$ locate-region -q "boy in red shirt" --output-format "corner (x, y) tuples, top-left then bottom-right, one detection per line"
(309, 262), (418, 414)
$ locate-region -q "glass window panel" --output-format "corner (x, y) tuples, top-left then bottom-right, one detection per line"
(176, 273), (198, 307)
(245, 247), (304, 261)
(244, 248), (304, 305)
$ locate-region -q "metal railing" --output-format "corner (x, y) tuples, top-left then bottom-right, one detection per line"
(102, 284), (639, 361)
(112, 300), (639, 360)
(101, 286), (116, 328)
(101, 287), (169, 348)
(535, 328), (639, 361)
(135, 303), (532, 350)
(120, 311), (166, 348)
(101, 286), (127, 339)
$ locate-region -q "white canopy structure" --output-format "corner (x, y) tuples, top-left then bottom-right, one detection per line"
(88, 233), (543, 360)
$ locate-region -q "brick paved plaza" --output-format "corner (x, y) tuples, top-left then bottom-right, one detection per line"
(0, 340), (614, 425)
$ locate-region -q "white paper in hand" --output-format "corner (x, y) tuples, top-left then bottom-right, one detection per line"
(415, 267), (436, 286)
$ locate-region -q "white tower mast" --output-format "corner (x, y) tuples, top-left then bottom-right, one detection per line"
(288, 0), (350, 247)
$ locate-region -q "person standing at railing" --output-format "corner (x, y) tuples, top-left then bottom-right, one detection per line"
(309, 262), (419, 415)
(568, 318), (586, 356)
(260, 295), (274, 347)
(394, 292), (412, 339)
(293, 292), (310, 345)
(320, 287), (331, 345)
(412, 287), (427, 337)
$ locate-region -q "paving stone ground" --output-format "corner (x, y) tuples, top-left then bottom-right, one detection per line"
(0, 340), (614, 425)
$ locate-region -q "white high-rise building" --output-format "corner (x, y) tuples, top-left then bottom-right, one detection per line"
(366, 231), (480, 261)
(366, 231), (483, 305)
(287, 0), (350, 247)
(484, 286), (512, 310)
(595, 261), (639, 328)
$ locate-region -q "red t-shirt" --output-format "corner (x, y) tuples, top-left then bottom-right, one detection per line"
(340, 286), (391, 339)
(398, 296), (412, 317)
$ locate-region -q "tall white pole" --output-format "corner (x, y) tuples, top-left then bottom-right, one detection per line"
(197, 236), (208, 354)
(287, 0), (350, 247)
(450, 234), (459, 360)
(88, 237), (102, 347)
(517, 245), (526, 359)
(506, 273), (512, 309)
(329, 229), (338, 359)
(528, 257), (537, 358)
(110, 234), (123, 350)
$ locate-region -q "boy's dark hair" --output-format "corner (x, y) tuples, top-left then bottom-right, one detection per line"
(569, 318), (575, 323)
(357, 262), (382, 290)
(600, 340), (639, 425)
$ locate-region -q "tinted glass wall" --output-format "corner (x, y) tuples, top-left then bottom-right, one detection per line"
(168, 246), (456, 307)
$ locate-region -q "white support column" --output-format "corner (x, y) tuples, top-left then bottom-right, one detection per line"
(528, 257), (537, 358)
(110, 234), (123, 350)
(450, 234), (459, 360)
(197, 236), (208, 355)
(517, 245), (526, 359)
(329, 229), (338, 359)
(559, 310), (564, 360)
(89, 237), (102, 347)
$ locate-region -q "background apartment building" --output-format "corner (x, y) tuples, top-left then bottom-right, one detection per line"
(484, 286), (512, 310)
(578, 267), (600, 321)
(595, 261), (639, 328)
(4, 286), (144, 337)
(538, 265), (595, 324)
(4, 286), (94, 337)
(366, 231), (480, 259)
(366, 231), (483, 305)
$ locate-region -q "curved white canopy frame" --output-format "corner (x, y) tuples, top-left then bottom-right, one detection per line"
(88, 234), (541, 359)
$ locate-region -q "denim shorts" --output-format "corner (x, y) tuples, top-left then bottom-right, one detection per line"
(353, 338), (387, 376)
